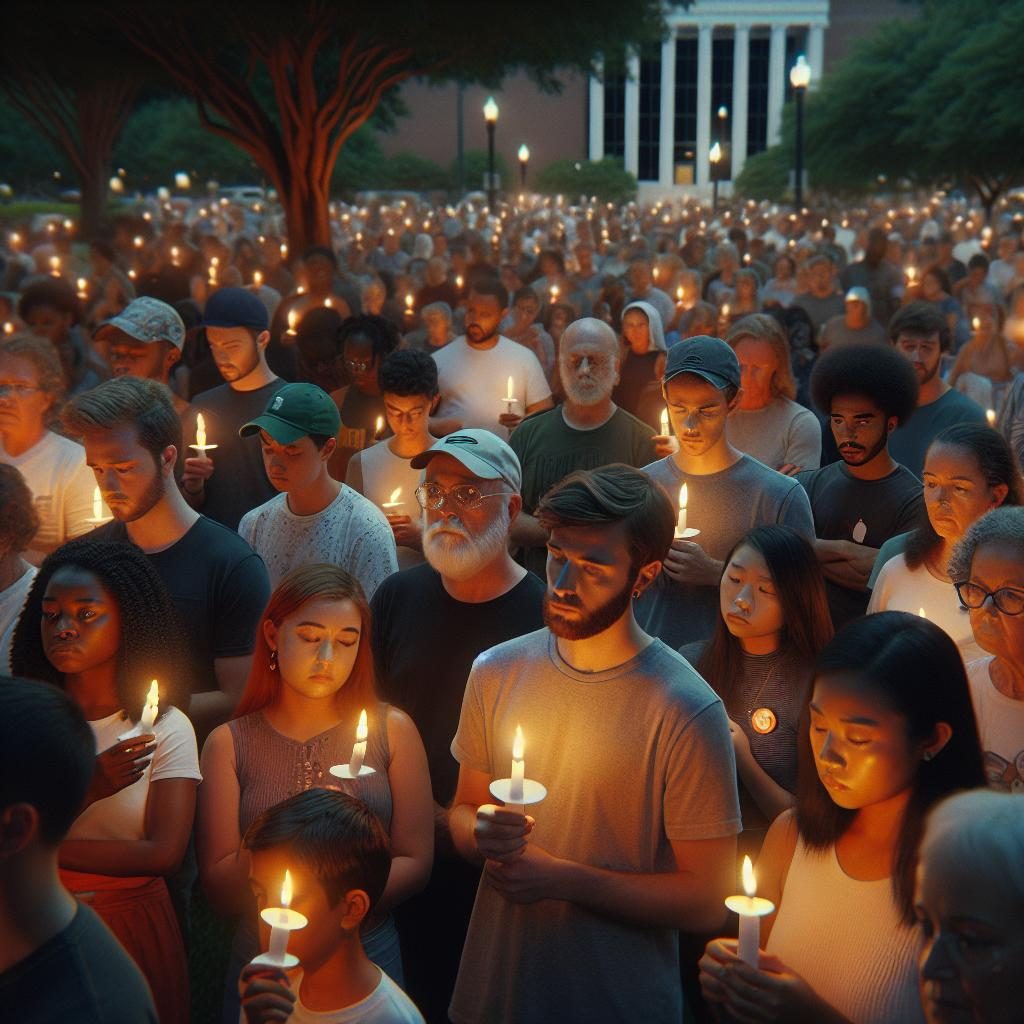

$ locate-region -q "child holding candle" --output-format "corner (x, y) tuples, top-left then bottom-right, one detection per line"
(237, 789), (424, 1024)
(198, 564), (431, 1023)
(10, 539), (199, 1024)
(699, 611), (985, 1024)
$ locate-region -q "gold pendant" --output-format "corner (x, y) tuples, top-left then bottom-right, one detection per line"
(751, 707), (777, 734)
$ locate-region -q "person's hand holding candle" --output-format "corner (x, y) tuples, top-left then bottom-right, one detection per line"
(238, 962), (296, 1024)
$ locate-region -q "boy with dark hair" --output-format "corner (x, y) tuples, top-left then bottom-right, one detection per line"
(238, 789), (423, 1024)
(0, 677), (157, 1022)
(799, 343), (924, 627)
(346, 350), (439, 567)
(888, 301), (986, 477)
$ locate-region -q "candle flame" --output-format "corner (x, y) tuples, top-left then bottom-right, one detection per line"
(722, 304), (730, 317)
(147, 679), (159, 704)
(972, 317), (980, 330)
(288, 310), (298, 330)
(455, 275), (464, 289)
(281, 869), (293, 908)
(405, 293), (414, 310)
(919, 608), (927, 619)
(512, 724), (525, 761)
(356, 708), (368, 743)
(196, 413), (207, 449)
(388, 487), (402, 504)
(93, 486), (103, 520)
(676, 285), (683, 301)
(661, 407), (670, 433)
(375, 415), (384, 435)
(679, 483), (688, 510)
(253, 270), (262, 286)
(742, 855), (756, 897)
(987, 408), (997, 426)
(324, 297), (333, 308)
(77, 277), (87, 292)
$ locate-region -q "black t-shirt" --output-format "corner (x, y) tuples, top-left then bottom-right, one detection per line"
(0, 903), (157, 1023)
(187, 379), (288, 529)
(371, 564), (545, 805)
(92, 516), (270, 695)
(797, 460), (923, 627)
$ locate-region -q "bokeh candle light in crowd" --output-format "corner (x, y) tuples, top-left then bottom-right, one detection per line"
(987, 409), (997, 427)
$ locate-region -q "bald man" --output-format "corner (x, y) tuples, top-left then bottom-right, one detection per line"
(510, 317), (657, 576)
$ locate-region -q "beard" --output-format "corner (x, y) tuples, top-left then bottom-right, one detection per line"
(837, 432), (888, 467)
(914, 358), (940, 384)
(543, 576), (635, 640)
(562, 370), (616, 407)
(109, 469), (165, 523)
(422, 503), (511, 581)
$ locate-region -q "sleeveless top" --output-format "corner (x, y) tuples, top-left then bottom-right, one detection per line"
(767, 837), (925, 1024)
(229, 707), (393, 836)
(359, 440), (426, 569)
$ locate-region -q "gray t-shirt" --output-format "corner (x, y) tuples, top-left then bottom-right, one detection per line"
(636, 455), (815, 648)
(726, 398), (822, 472)
(819, 316), (889, 351)
(449, 629), (740, 1024)
(792, 291), (846, 332)
(889, 388), (987, 479)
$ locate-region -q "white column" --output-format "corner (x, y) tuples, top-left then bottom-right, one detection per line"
(695, 24), (712, 186)
(589, 70), (604, 161)
(624, 52), (640, 178)
(767, 23), (787, 146)
(808, 24), (825, 86)
(731, 26), (750, 178)
(658, 35), (676, 187)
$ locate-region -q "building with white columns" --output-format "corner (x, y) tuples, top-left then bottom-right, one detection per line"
(588, 1), (829, 196)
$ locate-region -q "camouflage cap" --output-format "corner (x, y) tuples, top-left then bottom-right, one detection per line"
(95, 297), (186, 350)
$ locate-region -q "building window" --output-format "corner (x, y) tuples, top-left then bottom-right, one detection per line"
(638, 45), (661, 181)
(674, 36), (698, 180)
(747, 36), (769, 157)
(603, 54), (627, 159)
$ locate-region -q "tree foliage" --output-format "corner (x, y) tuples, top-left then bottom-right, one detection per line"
(535, 158), (638, 204)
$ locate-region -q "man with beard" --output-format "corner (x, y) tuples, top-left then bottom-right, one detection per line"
(370, 429), (544, 1022)
(182, 287), (287, 529)
(62, 376), (270, 741)
(510, 318), (656, 577)
(798, 344), (923, 627)
(888, 302), (986, 478)
(432, 276), (552, 440)
(448, 464), (739, 1024)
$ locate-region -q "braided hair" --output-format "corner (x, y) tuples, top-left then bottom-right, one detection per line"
(10, 540), (188, 720)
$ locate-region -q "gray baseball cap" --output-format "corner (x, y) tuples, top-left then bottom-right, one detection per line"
(845, 286), (871, 308)
(95, 297), (186, 350)
(411, 429), (522, 491)
(662, 335), (741, 390)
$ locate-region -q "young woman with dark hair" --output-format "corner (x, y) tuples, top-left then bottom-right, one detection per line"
(682, 526), (833, 854)
(869, 423), (1021, 662)
(10, 538), (197, 1024)
(700, 611), (985, 1024)
(198, 563), (431, 1022)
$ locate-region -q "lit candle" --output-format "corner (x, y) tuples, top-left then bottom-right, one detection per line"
(190, 412), (218, 454)
(906, 266), (917, 284)
(252, 870), (309, 969)
(724, 856), (775, 967)
(119, 679), (159, 740)
(489, 724), (547, 818)
(382, 487), (404, 511)
(721, 303), (730, 321)
(76, 277), (88, 300)
(92, 486), (103, 521)
(972, 316), (981, 332)
(510, 724), (525, 804)
(285, 309), (299, 340)
(324, 296), (333, 308)
(2, 322), (14, 336)
(503, 375), (518, 416)
(455, 274), (464, 290)
(405, 293), (414, 317)
(919, 607), (927, 619)
(677, 484), (688, 536)
(170, 245), (180, 266)
(987, 408), (997, 427)
(375, 415), (384, 439)
(49, 255), (61, 276)
(676, 285), (684, 304)
(253, 269), (263, 287)
(349, 709), (368, 775)
(660, 407), (670, 436)
(550, 284), (560, 303)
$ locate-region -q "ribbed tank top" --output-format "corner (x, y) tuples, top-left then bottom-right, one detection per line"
(767, 837), (925, 1024)
(229, 708), (393, 836)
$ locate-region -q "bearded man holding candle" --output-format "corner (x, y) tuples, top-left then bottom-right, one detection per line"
(448, 464), (740, 1024)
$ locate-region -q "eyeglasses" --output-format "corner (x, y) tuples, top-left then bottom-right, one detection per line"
(0, 382), (42, 397)
(414, 482), (511, 512)
(344, 358), (373, 374)
(955, 580), (1024, 616)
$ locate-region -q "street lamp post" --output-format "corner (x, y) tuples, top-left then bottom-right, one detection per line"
(709, 143), (722, 211)
(789, 55), (811, 209)
(518, 144), (530, 189)
(483, 95), (499, 209)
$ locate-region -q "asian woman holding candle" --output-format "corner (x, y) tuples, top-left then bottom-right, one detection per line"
(198, 563), (431, 1023)
(681, 526), (834, 856)
(699, 611), (984, 1024)
(10, 539), (197, 1024)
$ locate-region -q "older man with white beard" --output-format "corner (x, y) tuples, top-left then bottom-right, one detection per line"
(510, 317), (657, 576)
(369, 429), (545, 1022)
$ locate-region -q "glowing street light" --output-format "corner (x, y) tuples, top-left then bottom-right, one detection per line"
(789, 56), (812, 209)
(483, 96), (499, 210)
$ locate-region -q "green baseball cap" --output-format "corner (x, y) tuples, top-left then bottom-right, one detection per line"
(239, 383), (341, 443)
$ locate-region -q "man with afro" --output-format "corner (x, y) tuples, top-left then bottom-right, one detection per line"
(798, 344), (923, 627)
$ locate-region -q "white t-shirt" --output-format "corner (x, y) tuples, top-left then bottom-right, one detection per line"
(432, 336), (551, 439)
(966, 656), (1024, 793)
(867, 554), (983, 664)
(238, 487), (398, 597)
(0, 563), (36, 673)
(357, 440), (425, 570)
(0, 431), (95, 563)
(67, 705), (201, 842)
(286, 969), (424, 1024)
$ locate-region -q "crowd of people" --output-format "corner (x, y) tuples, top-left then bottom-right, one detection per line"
(1, 186), (1023, 1024)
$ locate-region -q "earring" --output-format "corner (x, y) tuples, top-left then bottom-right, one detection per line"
(923, 750), (934, 762)
(632, 590), (641, 599)
(269, 649), (278, 671)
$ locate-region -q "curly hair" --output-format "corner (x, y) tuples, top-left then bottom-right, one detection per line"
(378, 349), (438, 398)
(0, 334), (66, 418)
(0, 465), (40, 553)
(809, 343), (919, 423)
(10, 540), (188, 720)
(948, 505), (1024, 582)
(16, 278), (81, 325)
(337, 314), (400, 362)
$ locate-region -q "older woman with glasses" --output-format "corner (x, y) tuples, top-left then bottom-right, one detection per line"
(948, 505), (1024, 791)
(0, 334), (96, 563)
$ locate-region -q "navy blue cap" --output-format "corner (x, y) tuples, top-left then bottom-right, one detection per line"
(202, 287), (269, 332)
(663, 335), (741, 390)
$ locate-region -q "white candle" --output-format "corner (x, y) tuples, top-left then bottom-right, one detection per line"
(506, 376), (515, 402)
(405, 293), (414, 315)
(348, 708), (368, 776)
(260, 870), (308, 966)
(286, 310), (299, 338)
(510, 725), (525, 803)
(382, 487), (403, 511)
(253, 269), (262, 287)
(140, 680), (159, 730)
(987, 408), (997, 427)
(550, 284), (559, 303)
(676, 484), (688, 536)
(724, 856), (775, 966)
(92, 486), (103, 521)
(919, 607), (927, 619)
(196, 413), (208, 448)
(375, 415), (384, 438)
(660, 407), (670, 436)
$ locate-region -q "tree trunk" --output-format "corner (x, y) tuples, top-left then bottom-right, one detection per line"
(78, 156), (108, 238)
(282, 173), (331, 253)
